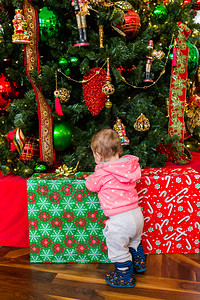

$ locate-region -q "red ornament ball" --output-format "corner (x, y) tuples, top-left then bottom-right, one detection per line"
(0, 73), (20, 110)
(19, 137), (40, 163)
(117, 9), (141, 39)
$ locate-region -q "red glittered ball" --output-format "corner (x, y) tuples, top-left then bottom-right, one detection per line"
(117, 9), (141, 40)
(82, 67), (107, 116)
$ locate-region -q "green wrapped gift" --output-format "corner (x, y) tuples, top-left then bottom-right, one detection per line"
(27, 172), (110, 263)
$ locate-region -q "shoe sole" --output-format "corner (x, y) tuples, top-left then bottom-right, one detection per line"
(105, 277), (136, 288)
(135, 267), (147, 273)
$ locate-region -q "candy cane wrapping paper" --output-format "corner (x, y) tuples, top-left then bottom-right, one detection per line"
(137, 167), (200, 254)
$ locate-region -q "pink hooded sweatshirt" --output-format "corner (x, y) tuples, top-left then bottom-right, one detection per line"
(85, 155), (141, 217)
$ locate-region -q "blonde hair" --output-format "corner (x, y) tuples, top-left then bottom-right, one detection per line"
(91, 128), (123, 160)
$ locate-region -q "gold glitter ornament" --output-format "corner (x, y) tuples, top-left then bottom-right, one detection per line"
(99, 25), (104, 48)
(90, 0), (108, 6)
(134, 113), (150, 131)
(115, 1), (133, 10)
(152, 49), (165, 60)
(58, 88), (70, 103)
(102, 82), (115, 95)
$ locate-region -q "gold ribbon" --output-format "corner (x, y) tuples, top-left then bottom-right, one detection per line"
(55, 162), (79, 177)
(23, 0), (54, 167)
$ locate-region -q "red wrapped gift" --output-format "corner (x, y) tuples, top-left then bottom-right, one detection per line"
(137, 167), (200, 254)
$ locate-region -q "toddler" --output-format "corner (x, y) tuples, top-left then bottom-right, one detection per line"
(86, 128), (146, 288)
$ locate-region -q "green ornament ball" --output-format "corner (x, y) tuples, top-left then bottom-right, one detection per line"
(153, 5), (167, 24)
(186, 41), (199, 77)
(34, 162), (48, 173)
(39, 7), (61, 42)
(169, 42), (199, 77)
(53, 121), (72, 152)
(69, 57), (80, 67)
(58, 57), (69, 69)
(64, 68), (71, 76)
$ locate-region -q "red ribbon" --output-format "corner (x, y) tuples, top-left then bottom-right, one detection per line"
(6, 129), (17, 151)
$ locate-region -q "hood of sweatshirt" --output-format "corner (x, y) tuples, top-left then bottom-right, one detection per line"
(95, 155), (141, 183)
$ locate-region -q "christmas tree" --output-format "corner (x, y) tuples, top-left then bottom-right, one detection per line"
(0, 0), (200, 177)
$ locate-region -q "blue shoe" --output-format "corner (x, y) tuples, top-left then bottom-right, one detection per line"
(129, 242), (147, 273)
(105, 261), (136, 288)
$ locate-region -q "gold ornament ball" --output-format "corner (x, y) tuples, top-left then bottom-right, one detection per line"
(59, 88), (70, 103)
(105, 100), (112, 109)
(24, 168), (33, 175)
(102, 83), (115, 96)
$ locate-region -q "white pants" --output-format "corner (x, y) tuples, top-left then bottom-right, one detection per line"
(103, 207), (144, 263)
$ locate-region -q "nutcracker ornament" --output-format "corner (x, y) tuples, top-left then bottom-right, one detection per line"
(12, 8), (30, 44)
(72, 0), (90, 47)
(143, 40), (154, 83)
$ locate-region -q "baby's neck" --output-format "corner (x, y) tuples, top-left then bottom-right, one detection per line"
(104, 154), (119, 162)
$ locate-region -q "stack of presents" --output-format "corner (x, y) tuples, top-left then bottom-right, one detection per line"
(27, 168), (200, 263)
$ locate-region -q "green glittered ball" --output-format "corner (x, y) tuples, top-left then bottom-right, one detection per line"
(186, 41), (199, 77)
(69, 57), (80, 67)
(53, 121), (72, 152)
(34, 162), (48, 173)
(153, 5), (167, 24)
(169, 42), (199, 77)
(64, 68), (71, 76)
(58, 57), (69, 69)
(39, 7), (61, 42)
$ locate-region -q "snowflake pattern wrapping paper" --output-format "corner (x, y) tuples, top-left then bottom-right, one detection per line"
(27, 168), (200, 263)
(27, 172), (109, 263)
(137, 167), (200, 254)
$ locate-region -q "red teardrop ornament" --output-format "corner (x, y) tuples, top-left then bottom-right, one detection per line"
(82, 67), (107, 116)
